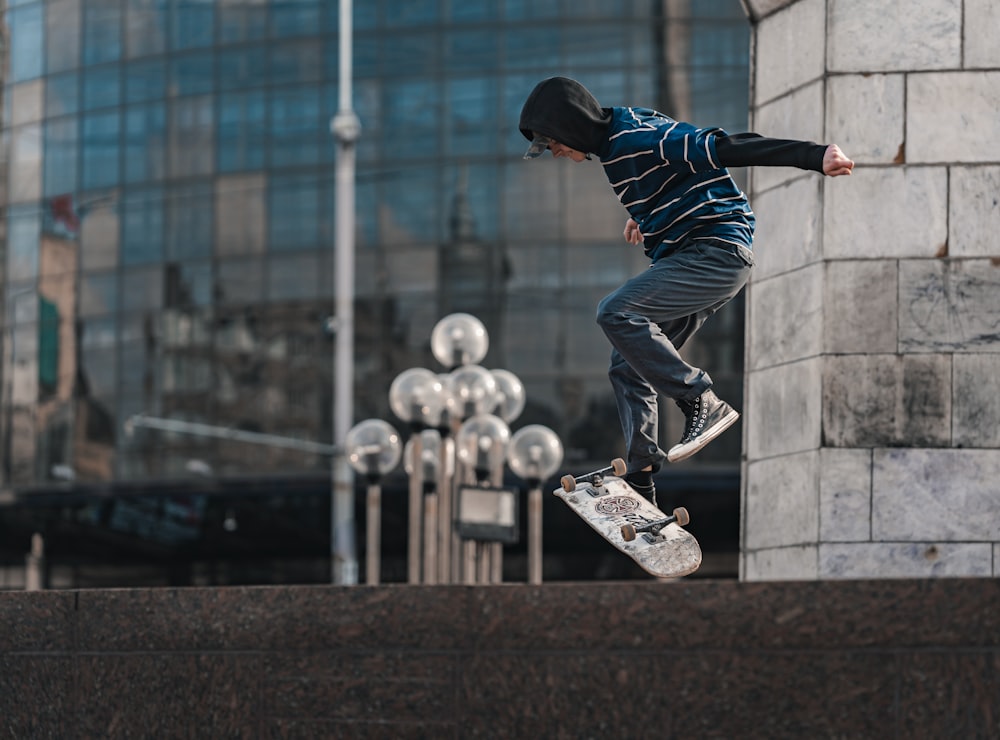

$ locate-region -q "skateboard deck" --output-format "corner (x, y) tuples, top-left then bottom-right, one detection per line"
(555, 464), (702, 579)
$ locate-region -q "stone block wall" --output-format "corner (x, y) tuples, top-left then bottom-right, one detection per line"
(741, 0), (1000, 579)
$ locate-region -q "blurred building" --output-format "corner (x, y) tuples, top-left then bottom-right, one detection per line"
(0, 0), (749, 587)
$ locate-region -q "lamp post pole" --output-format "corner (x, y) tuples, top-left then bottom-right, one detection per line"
(331, 0), (361, 585)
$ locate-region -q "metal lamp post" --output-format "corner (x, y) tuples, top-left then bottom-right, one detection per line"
(345, 419), (402, 585)
(507, 425), (564, 585)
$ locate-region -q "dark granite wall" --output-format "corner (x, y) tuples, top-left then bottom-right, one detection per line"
(2, 579), (999, 738)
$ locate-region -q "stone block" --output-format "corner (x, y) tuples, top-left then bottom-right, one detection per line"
(873, 449), (1000, 541)
(750, 175), (822, 280)
(753, 0), (826, 105)
(819, 542), (993, 578)
(949, 166), (1000, 258)
(828, 0), (961, 72)
(823, 166), (947, 259)
(825, 74), (905, 164)
(823, 260), (898, 354)
(964, 0), (1000, 68)
(746, 358), (822, 459)
(954, 355), (1000, 448)
(748, 263), (823, 370)
(751, 80), (825, 193)
(742, 0), (797, 22)
(745, 450), (819, 549)
(899, 259), (1000, 352)
(822, 354), (952, 447)
(743, 545), (818, 580)
(908, 72), (1000, 163)
(819, 448), (872, 542)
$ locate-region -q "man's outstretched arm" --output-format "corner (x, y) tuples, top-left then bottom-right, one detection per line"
(715, 132), (853, 176)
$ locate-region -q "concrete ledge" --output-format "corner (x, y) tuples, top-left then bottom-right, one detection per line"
(2, 580), (999, 737)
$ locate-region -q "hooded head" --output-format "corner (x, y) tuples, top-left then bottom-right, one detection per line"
(519, 77), (612, 158)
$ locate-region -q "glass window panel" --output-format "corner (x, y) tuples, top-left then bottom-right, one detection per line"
(83, 64), (121, 111)
(270, 40), (321, 86)
(382, 79), (439, 159)
(384, 0), (437, 27)
(79, 193), (120, 270)
(218, 46), (267, 91)
(7, 206), (41, 283)
(121, 265), (164, 312)
(80, 345), (118, 397)
(217, 90), (267, 171)
(504, 27), (560, 69)
(351, 35), (378, 79)
(164, 261), (212, 307)
(10, 123), (43, 203)
(503, 0), (562, 19)
(46, 0), (81, 74)
(379, 166), (440, 244)
(124, 101), (166, 183)
(444, 31), (498, 72)
(169, 52), (214, 97)
(171, 0), (214, 50)
(564, 25), (627, 67)
(43, 117), (79, 198)
(46, 72), (80, 117)
(216, 258), (263, 305)
(271, 0), (320, 38)
(442, 162), (499, 242)
(218, 0), (266, 43)
(121, 186), (164, 264)
(125, 57), (166, 103)
(11, 80), (44, 126)
(81, 110), (120, 190)
(125, 0), (168, 58)
(215, 173), (266, 256)
(9, 3), (44, 82)
(79, 272), (118, 316)
(269, 174), (320, 252)
(83, 0), (123, 66)
(445, 76), (497, 157)
(267, 253), (320, 302)
(166, 181), (213, 260)
(270, 85), (320, 168)
(345, 79), (380, 163)
(167, 95), (213, 177)
(448, 0), (496, 22)
(352, 1), (376, 30)
(380, 33), (437, 77)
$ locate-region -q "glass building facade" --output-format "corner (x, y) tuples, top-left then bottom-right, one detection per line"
(0, 0), (749, 585)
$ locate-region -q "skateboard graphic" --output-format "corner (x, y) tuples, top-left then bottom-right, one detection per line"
(556, 459), (702, 579)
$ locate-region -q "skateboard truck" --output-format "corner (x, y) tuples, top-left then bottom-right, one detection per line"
(560, 458), (627, 493)
(620, 507), (690, 542)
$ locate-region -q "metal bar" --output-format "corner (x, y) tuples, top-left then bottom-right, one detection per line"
(125, 414), (338, 456)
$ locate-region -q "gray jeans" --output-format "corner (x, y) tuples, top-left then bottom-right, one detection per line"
(595, 237), (754, 472)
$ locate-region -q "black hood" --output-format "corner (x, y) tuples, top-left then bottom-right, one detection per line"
(519, 77), (612, 155)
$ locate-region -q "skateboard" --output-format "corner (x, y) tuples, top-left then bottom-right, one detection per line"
(556, 459), (702, 579)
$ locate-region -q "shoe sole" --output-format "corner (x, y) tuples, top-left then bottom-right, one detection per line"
(666, 408), (740, 463)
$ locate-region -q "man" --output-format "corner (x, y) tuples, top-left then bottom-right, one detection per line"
(520, 76), (853, 501)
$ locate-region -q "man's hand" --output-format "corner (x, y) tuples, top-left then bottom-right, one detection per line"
(823, 145), (854, 177)
(624, 218), (643, 245)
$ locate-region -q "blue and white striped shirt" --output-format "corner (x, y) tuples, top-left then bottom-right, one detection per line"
(598, 107), (755, 262)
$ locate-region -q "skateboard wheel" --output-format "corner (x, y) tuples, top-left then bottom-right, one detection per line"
(611, 458), (626, 476)
(560, 474), (576, 493)
(621, 524), (637, 542)
(673, 507), (690, 527)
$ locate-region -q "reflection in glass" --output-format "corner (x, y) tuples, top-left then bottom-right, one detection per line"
(45, 0), (81, 75)
(10, 3), (44, 82)
(218, 90), (266, 171)
(81, 111), (120, 190)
